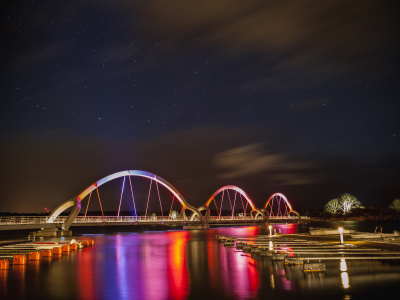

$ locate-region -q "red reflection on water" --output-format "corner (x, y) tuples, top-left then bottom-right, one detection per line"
(247, 257), (259, 297)
(287, 247), (295, 257)
(167, 231), (189, 300)
(76, 248), (96, 300)
(207, 238), (220, 291)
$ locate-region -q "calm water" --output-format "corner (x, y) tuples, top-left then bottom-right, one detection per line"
(1, 221), (400, 300)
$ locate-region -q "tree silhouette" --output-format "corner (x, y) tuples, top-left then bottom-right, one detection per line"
(324, 198), (341, 215)
(389, 199), (400, 212)
(339, 193), (363, 214)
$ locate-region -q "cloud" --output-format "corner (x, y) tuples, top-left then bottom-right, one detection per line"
(128, 0), (395, 81)
(213, 143), (316, 185)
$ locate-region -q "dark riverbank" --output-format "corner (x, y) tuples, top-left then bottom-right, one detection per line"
(310, 216), (400, 222)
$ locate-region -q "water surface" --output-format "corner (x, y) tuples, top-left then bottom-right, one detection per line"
(1, 222), (400, 299)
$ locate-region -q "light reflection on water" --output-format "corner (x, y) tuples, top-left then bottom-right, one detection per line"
(1, 223), (400, 300)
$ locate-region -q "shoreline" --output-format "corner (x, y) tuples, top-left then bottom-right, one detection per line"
(310, 216), (400, 222)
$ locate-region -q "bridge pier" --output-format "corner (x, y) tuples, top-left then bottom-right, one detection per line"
(183, 223), (210, 230)
(33, 228), (72, 238)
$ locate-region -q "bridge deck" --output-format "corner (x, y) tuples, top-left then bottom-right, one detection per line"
(0, 215), (308, 230)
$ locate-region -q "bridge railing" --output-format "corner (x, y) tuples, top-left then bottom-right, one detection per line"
(70, 216), (192, 223)
(0, 216), (49, 226)
(208, 216), (260, 221)
(67, 216), (266, 223)
(207, 216), (305, 221)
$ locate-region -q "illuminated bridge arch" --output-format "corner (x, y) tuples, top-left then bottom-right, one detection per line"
(263, 192), (299, 219)
(196, 185), (264, 221)
(48, 170), (202, 230)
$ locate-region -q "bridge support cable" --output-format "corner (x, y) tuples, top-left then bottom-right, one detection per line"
(117, 176), (126, 217)
(239, 193), (245, 215)
(275, 197), (280, 217)
(145, 179), (153, 219)
(226, 190), (234, 217)
(275, 197), (281, 217)
(284, 200), (290, 216)
(169, 196), (175, 217)
(84, 192), (92, 217)
(212, 198), (220, 217)
(232, 191), (237, 218)
(155, 181), (163, 217)
(96, 188), (105, 221)
(128, 175), (137, 217)
(240, 194), (249, 219)
(219, 190), (225, 219)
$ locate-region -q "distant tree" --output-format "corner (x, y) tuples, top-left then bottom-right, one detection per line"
(324, 194), (363, 215)
(169, 210), (178, 219)
(389, 199), (400, 212)
(339, 193), (363, 214)
(324, 198), (341, 215)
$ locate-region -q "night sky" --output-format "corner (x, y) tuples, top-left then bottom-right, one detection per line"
(1, 0), (399, 213)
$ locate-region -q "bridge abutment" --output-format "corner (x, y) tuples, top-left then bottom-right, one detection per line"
(33, 228), (72, 238)
(183, 223), (210, 230)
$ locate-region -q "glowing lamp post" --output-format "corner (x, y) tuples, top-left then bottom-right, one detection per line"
(338, 227), (344, 244)
(269, 225), (272, 236)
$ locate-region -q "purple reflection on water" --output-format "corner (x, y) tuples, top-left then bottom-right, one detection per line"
(75, 231), (189, 300)
(115, 234), (143, 300)
(217, 227), (260, 299)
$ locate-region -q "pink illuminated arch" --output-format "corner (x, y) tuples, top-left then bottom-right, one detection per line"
(264, 192), (299, 218)
(206, 186), (256, 209)
(197, 185), (263, 220)
(48, 170), (202, 229)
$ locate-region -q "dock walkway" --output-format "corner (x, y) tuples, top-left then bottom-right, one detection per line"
(285, 233), (400, 252)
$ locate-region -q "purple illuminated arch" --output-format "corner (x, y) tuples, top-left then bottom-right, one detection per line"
(48, 170), (202, 229)
(197, 185), (263, 220)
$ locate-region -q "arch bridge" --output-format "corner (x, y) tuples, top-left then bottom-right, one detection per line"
(0, 170), (306, 231)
